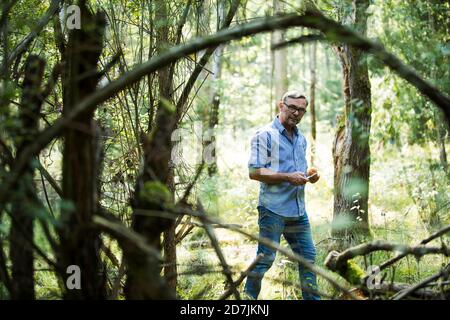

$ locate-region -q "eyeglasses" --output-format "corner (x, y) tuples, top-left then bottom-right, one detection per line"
(283, 102), (307, 115)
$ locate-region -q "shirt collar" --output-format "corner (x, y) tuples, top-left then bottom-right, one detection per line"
(273, 115), (299, 136)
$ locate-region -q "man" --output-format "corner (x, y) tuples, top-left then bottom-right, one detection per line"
(244, 90), (320, 300)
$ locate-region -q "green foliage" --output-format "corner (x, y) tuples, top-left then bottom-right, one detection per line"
(402, 160), (449, 232)
(371, 0), (449, 146)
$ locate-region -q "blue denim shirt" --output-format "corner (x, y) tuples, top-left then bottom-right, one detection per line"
(248, 116), (308, 217)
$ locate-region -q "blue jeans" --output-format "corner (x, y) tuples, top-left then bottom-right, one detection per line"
(244, 206), (320, 300)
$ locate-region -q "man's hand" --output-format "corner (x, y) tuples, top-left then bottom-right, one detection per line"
(287, 172), (309, 186)
(307, 167), (320, 184)
(308, 173), (320, 183)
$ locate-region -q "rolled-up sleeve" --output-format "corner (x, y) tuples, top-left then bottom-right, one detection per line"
(248, 131), (270, 169)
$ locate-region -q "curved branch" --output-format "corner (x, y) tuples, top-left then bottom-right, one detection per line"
(330, 240), (449, 272)
(379, 225), (450, 271)
(175, 0), (240, 122)
(2, 11), (450, 213)
(273, 30), (450, 121)
(393, 264), (450, 300)
(271, 34), (325, 49)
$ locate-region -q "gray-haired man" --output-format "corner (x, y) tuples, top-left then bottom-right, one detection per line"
(244, 91), (320, 300)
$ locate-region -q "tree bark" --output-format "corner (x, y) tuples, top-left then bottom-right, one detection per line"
(332, 0), (372, 246)
(58, 0), (106, 299)
(9, 55), (46, 299)
(206, 1), (226, 176)
(309, 42), (317, 166)
(125, 0), (176, 299)
(163, 0), (239, 291)
(271, 0), (288, 110)
(155, 0), (178, 292)
(435, 109), (448, 173)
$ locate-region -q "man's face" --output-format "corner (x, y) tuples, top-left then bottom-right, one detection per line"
(279, 97), (308, 127)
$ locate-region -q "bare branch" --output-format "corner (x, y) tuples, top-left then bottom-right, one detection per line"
(332, 240), (449, 271)
(177, 161), (205, 207)
(97, 50), (122, 80)
(37, 160), (63, 197)
(93, 215), (162, 262)
(392, 264), (450, 300)
(379, 225), (450, 271)
(324, 233), (450, 299)
(100, 242), (120, 268)
(41, 62), (63, 100)
(366, 281), (448, 299)
(271, 34), (324, 50)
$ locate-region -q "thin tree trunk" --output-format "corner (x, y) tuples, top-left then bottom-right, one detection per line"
(207, 0), (226, 177)
(309, 42), (317, 166)
(206, 44), (223, 176)
(161, 0), (196, 291)
(435, 109), (448, 173)
(155, 0), (178, 292)
(9, 55), (46, 299)
(332, 0), (372, 247)
(301, 28), (307, 93)
(58, 1), (106, 299)
(271, 0), (288, 109)
(163, 0), (238, 290)
(125, 0), (176, 299)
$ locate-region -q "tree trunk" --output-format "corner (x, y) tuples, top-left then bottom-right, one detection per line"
(207, 0), (226, 177)
(332, 0), (372, 246)
(9, 55), (46, 299)
(156, 0), (178, 293)
(162, 0), (238, 291)
(271, 0), (288, 109)
(302, 28), (307, 93)
(164, 159), (177, 291)
(58, 1), (106, 299)
(309, 42), (317, 166)
(125, 0), (176, 299)
(434, 109), (448, 173)
(207, 63), (222, 176)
